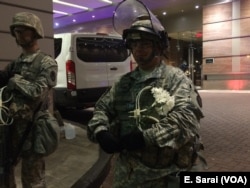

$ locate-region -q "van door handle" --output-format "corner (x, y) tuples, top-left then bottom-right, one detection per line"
(110, 67), (118, 70)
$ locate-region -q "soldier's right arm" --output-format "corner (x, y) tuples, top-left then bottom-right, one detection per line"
(87, 83), (117, 142)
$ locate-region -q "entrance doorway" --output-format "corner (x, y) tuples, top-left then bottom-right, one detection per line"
(168, 31), (202, 87)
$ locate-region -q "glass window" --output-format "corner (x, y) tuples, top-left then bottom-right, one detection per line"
(54, 38), (62, 59)
(76, 37), (129, 62)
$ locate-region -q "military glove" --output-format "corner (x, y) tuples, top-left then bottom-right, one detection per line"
(121, 131), (145, 151)
(96, 130), (122, 154)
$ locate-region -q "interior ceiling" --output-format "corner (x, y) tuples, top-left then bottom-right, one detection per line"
(53, 0), (228, 41)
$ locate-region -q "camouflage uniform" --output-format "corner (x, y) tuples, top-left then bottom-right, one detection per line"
(88, 1), (206, 187)
(88, 62), (205, 188)
(0, 12), (57, 188)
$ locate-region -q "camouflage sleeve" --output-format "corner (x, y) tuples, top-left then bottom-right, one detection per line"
(143, 67), (203, 149)
(7, 55), (58, 99)
(87, 84), (117, 142)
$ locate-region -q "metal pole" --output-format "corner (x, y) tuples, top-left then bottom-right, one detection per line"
(188, 44), (194, 83)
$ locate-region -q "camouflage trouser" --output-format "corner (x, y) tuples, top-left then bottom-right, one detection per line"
(113, 173), (179, 188)
(21, 152), (46, 188)
(112, 153), (181, 188)
(2, 152), (46, 188)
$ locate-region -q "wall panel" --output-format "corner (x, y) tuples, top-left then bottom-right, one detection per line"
(240, 36), (250, 55)
(203, 21), (232, 41)
(241, 0), (250, 17)
(203, 3), (232, 24)
(240, 56), (250, 72)
(240, 18), (250, 36)
(202, 0), (250, 90)
(203, 39), (232, 58)
(0, 0), (52, 12)
(203, 57), (232, 74)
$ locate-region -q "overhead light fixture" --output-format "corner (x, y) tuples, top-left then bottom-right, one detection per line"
(53, 10), (69, 15)
(53, 0), (89, 10)
(101, 0), (113, 4)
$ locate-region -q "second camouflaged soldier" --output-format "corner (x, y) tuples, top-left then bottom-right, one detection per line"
(87, 0), (207, 187)
(0, 12), (58, 187)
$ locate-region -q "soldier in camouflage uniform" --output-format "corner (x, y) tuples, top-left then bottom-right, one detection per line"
(87, 0), (206, 187)
(0, 12), (57, 187)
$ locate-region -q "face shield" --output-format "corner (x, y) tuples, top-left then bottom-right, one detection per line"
(112, 0), (168, 48)
(113, 0), (164, 35)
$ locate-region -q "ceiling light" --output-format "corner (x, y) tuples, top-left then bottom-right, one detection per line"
(53, 10), (69, 15)
(195, 5), (199, 9)
(221, 0), (233, 3)
(162, 11), (167, 15)
(53, 0), (89, 10)
(101, 0), (113, 4)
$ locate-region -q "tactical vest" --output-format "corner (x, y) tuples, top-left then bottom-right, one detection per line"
(9, 52), (49, 121)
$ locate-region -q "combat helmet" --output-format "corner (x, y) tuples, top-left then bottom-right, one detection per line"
(113, 0), (168, 49)
(10, 12), (44, 39)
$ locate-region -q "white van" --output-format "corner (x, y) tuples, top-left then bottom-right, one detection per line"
(54, 32), (132, 109)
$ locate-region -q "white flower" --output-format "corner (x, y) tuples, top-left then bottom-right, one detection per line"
(151, 87), (173, 104)
(129, 86), (175, 130)
(151, 87), (175, 114)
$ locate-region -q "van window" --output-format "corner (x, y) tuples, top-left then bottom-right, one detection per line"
(76, 37), (129, 62)
(54, 38), (62, 59)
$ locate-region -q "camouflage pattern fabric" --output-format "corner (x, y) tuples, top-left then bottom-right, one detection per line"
(10, 12), (44, 39)
(21, 151), (46, 188)
(112, 153), (180, 188)
(4, 51), (58, 151)
(88, 62), (205, 187)
(5, 51), (57, 121)
(0, 51), (57, 187)
(33, 110), (60, 156)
